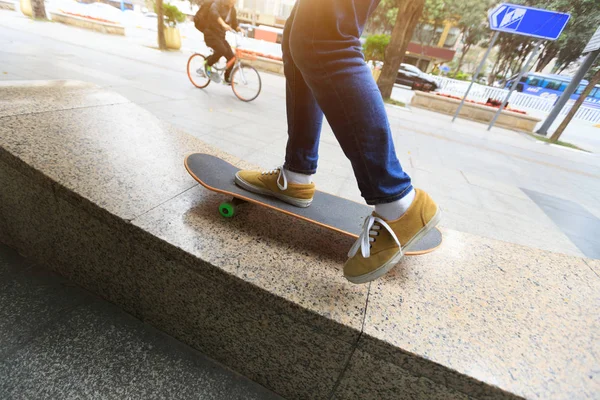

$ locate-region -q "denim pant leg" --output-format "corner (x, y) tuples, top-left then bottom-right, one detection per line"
(287, 0), (413, 205)
(282, 4), (324, 175)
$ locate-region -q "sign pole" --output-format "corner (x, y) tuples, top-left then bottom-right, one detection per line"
(537, 50), (600, 135)
(537, 26), (600, 135)
(452, 31), (500, 122)
(487, 40), (542, 131)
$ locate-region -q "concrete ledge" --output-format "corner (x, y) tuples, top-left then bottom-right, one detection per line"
(49, 11), (125, 36)
(411, 91), (541, 132)
(245, 56), (284, 75)
(0, 80), (598, 400)
(0, 0), (17, 11)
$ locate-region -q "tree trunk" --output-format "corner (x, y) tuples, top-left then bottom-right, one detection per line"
(488, 55), (501, 86)
(377, 0), (425, 99)
(549, 68), (600, 143)
(453, 44), (470, 78)
(31, 0), (47, 19)
(501, 59), (511, 83)
(557, 63), (570, 74)
(535, 46), (557, 72)
(496, 55), (509, 81)
(156, 0), (167, 50)
(515, 46), (529, 73)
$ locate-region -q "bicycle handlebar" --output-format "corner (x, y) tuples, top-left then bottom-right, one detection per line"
(230, 29), (246, 37)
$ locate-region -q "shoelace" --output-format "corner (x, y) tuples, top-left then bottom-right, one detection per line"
(261, 166), (288, 191)
(348, 215), (402, 258)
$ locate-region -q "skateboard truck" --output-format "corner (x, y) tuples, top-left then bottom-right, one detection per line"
(219, 197), (247, 218)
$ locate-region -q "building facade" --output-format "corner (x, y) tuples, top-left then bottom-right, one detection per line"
(235, 1), (459, 72)
(404, 22), (460, 72)
(236, 0), (294, 27)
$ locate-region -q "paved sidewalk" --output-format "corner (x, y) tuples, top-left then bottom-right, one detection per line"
(1, 10), (599, 258)
(0, 244), (283, 400)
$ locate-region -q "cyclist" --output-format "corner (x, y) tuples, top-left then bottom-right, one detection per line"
(197, 0), (241, 83)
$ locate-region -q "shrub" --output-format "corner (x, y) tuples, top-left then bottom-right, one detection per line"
(454, 71), (471, 81)
(155, 3), (185, 28)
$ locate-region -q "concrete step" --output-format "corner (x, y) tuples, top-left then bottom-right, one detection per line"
(0, 80), (598, 400)
(0, 243), (283, 400)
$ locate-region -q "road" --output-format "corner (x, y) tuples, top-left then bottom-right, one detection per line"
(1, 9), (599, 259)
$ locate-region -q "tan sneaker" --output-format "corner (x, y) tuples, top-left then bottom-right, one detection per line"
(344, 189), (441, 284)
(235, 167), (315, 207)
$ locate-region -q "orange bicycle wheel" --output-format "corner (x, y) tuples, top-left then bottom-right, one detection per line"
(187, 53), (211, 89)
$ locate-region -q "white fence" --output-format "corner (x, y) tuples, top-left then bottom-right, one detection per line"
(429, 76), (600, 123)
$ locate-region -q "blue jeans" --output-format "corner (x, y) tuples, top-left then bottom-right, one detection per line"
(282, 0), (413, 205)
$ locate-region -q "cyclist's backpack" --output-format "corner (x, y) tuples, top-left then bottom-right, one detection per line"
(194, 0), (214, 32)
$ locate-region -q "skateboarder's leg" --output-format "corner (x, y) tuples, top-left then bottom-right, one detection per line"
(282, 4), (323, 180)
(286, 0), (440, 283)
(286, 0), (412, 207)
(233, 4), (320, 207)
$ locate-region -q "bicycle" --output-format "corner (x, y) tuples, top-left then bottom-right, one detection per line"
(187, 32), (262, 102)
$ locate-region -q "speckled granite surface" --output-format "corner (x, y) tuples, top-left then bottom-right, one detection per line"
(0, 80), (128, 118)
(1, 80), (598, 399)
(0, 80), (364, 399)
(354, 229), (600, 399)
(0, 244), (283, 400)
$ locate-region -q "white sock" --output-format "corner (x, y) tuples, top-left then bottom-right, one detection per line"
(284, 168), (313, 185)
(375, 189), (415, 221)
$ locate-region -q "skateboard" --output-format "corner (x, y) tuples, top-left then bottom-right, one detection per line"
(184, 153), (442, 255)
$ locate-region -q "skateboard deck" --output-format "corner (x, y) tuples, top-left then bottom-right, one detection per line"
(185, 153), (442, 255)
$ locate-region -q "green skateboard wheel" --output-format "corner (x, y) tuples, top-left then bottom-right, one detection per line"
(219, 202), (235, 218)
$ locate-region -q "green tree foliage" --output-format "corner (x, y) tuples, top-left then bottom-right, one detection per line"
(452, 0), (495, 77)
(367, 0), (452, 37)
(365, 0), (398, 34)
(489, 32), (536, 84)
(164, 3), (186, 27)
(415, 0), (455, 45)
(363, 34), (391, 61)
(368, 0), (598, 85)
(552, 0), (600, 72)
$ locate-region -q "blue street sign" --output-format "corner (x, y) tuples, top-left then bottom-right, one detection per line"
(488, 3), (570, 41)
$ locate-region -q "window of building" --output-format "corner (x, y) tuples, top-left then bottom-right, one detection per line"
(431, 27), (444, 47)
(418, 59), (430, 72)
(412, 24), (431, 44)
(412, 23), (448, 47)
(404, 56), (419, 67)
(443, 27), (460, 48)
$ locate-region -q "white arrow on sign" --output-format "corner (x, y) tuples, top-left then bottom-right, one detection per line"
(499, 7), (525, 29)
(490, 4), (526, 31)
